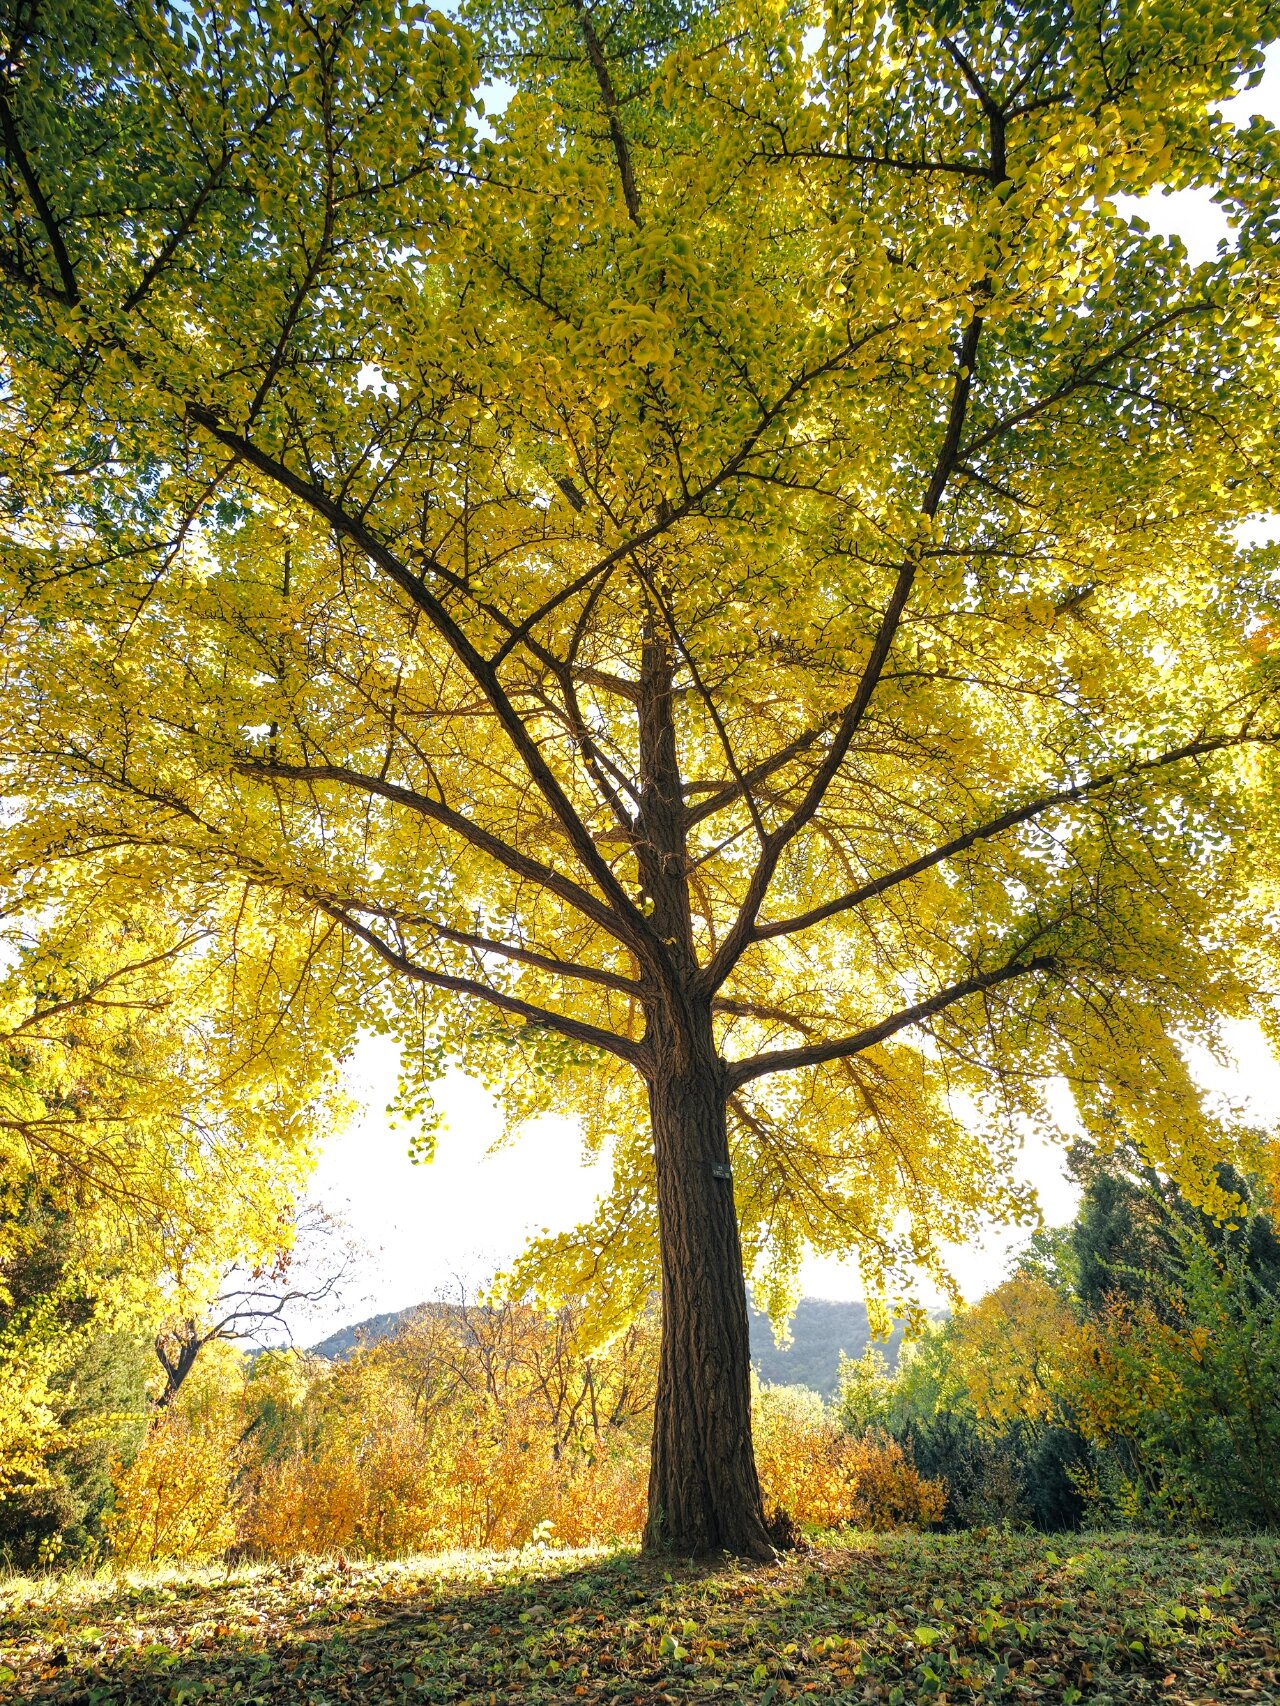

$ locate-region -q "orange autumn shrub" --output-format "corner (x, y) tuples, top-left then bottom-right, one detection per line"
(846, 1432), (948, 1530)
(106, 1403), (240, 1565)
(541, 1443), (649, 1546)
(753, 1384), (944, 1531)
(234, 1297), (656, 1558)
(237, 1411), (649, 1560)
(238, 1445), (372, 1558)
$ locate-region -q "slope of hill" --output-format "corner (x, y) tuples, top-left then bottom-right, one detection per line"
(746, 1298), (912, 1395)
(308, 1305), (430, 1363)
(308, 1296), (928, 1397)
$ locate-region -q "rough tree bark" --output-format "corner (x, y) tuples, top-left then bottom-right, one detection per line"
(643, 1016), (772, 1556)
(635, 623), (774, 1557)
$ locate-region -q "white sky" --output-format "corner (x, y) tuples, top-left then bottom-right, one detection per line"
(302, 1025), (1280, 1342)
(296, 45), (1280, 1345)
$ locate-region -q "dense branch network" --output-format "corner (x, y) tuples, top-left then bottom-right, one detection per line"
(2, 0), (1273, 1098)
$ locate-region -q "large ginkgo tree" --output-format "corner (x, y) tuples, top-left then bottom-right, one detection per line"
(3, 0), (1280, 1553)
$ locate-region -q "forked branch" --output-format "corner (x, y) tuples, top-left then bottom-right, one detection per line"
(188, 406), (660, 968)
(726, 951), (1058, 1089)
(317, 900), (645, 1066)
(701, 312), (985, 992)
(490, 328), (891, 669)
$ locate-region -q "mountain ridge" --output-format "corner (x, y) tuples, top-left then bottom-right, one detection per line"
(307, 1295), (937, 1397)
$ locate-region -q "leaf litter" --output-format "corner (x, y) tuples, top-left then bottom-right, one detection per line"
(1, 1531), (1277, 1703)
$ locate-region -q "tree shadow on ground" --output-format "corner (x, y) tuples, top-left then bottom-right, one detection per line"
(5, 1533), (1280, 1704)
(6, 1548), (735, 1704)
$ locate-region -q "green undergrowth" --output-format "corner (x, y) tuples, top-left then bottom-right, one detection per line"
(2, 1530), (1278, 1702)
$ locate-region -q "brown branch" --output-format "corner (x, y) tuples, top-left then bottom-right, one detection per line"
(122, 143), (232, 311)
(533, 665), (638, 839)
(647, 577), (767, 846)
(317, 900), (644, 1066)
(0, 93), (77, 303)
(186, 406), (659, 969)
(570, 0), (641, 226)
(938, 34), (1001, 121)
(726, 952), (1058, 1089)
(753, 731), (1256, 944)
(684, 710), (842, 824)
(233, 757), (636, 948)
(409, 916), (638, 994)
(701, 312), (985, 992)
(758, 145), (992, 182)
(713, 995), (823, 1042)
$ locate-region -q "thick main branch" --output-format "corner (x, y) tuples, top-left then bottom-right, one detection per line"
(753, 732), (1261, 944)
(726, 951), (1057, 1089)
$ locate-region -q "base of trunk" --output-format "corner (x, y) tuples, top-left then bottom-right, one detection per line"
(644, 1427), (777, 1559)
(642, 1042), (774, 1560)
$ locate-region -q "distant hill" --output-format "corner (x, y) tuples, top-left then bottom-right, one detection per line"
(746, 1297), (917, 1396)
(308, 1295), (935, 1398)
(308, 1305), (433, 1363)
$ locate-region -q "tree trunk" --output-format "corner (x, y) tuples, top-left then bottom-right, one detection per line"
(634, 618), (773, 1557)
(642, 1007), (773, 1557)
(154, 1321), (202, 1406)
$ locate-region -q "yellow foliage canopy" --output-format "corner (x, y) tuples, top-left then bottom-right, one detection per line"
(3, 0), (1280, 1549)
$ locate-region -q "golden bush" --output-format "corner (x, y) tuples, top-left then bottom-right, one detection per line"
(106, 1405), (239, 1565)
(234, 1299), (656, 1558)
(754, 1384), (944, 1531)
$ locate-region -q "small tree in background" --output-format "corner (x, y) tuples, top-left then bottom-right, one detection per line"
(153, 1204), (359, 1407)
(1063, 1168), (1280, 1530)
(840, 1149), (1280, 1533)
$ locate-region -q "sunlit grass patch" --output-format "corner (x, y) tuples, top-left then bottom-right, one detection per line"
(2, 1531), (1277, 1701)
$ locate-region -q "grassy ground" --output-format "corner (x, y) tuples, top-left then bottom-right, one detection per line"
(2, 1530), (1278, 1703)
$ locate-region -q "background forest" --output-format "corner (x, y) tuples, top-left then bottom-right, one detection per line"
(5, 1139), (1279, 1570)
